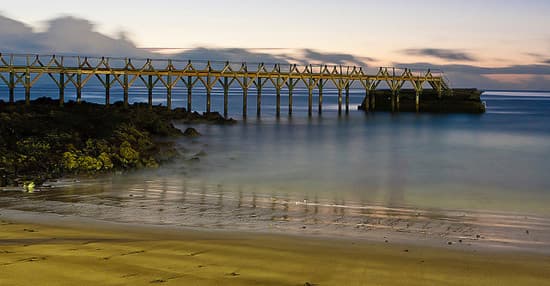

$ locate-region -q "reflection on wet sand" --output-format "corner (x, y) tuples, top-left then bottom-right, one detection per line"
(1, 176), (549, 253)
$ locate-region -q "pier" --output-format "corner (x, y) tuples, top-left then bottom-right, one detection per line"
(0, 53), (453, 116)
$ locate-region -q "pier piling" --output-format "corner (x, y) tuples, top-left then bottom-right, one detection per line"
(8, 71), (14, 104)
(223, 76), (229, 118)
(345, 82), (350, 113)
(59, 73), (64, 106)
(105, 74), (111, 107)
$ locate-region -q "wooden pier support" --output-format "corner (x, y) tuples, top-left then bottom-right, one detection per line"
(391, 90), (396, 112)
(287, 78), (296, 116)
(9, 71), (14, 103)
(242, 65), (248, 117)
(416, 90), (420, 112)
(123, 73), (129, 108)
(76, 72), (82, 104)
(243, 86), (248, 117)
(187, 75), (192, 112)
(167, 74), (172, 111)
(318, 79), (323, 114)
(24, 67), (30, 105)
(223, 76), (229, 118)
(276, 87), (281, 117)
(206, 62), (211, 113)
(345, 82), (350, 113)
(338, 87), (343, 115)
(308, 86), (313, 116)
(147, 75), (153, 109)
(256, 80), (262, 117)
(105, 74), (111, 107)
(59, 73), (64, 106)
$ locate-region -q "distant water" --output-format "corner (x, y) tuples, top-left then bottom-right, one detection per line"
(1, 87), (550, 251)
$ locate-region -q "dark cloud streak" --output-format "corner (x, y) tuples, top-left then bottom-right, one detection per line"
(402, 48), (476, 62)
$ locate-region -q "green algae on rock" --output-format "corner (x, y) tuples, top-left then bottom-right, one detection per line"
(0, 98), (235, 187)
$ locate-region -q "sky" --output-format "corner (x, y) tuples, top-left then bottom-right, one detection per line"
(1, 0), (550, 89)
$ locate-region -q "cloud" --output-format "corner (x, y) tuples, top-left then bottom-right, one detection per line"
(1, 14), (549, 89)
(395, 61), (550, 89)
(0, 14), (150, 57)
(0, 14), (43, 52)
(402, 48), (476, 62)
(299, 49), (374, 66)
(171, 47), (289, 64)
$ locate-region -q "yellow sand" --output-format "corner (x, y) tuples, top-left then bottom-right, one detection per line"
(1, 219), (549, 286)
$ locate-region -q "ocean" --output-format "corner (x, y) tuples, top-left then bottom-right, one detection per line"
(1, 86), (550, 251)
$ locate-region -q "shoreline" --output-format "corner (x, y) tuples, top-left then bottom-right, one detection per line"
(0, 208), (548, 256)
(1, 209), (550, 285)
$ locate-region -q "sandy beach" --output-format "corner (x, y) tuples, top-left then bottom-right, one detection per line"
(1, 210), (549, 286)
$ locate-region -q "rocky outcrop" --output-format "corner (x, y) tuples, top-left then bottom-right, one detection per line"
(358, 89), (485, 113)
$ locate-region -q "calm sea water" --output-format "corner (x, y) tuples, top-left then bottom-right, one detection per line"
(1, 87), (550, 250)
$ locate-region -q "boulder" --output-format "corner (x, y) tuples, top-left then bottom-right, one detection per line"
(183, 127), (201, 137)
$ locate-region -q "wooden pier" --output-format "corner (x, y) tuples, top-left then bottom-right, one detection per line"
(0, 53), (452, 116)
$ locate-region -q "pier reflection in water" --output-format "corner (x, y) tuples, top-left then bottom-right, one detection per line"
(1, 92), (550, 252)
(1, 172), (550, 253)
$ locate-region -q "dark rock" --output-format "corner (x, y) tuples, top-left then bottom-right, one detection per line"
(183, 127), (201, 137)
(358, 88), (485, 113)
(0, 99), (197, 187)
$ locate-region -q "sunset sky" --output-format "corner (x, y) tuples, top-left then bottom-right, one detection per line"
(3, 0), (550, 66)
(1, 0), (550, 88)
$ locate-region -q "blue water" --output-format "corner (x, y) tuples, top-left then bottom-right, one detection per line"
(2, 87), (550, 250)
(2, 86), (549, 214)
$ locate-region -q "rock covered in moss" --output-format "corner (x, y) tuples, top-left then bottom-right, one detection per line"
(183, 127), (201, 137)
(0, 98), (237, 187)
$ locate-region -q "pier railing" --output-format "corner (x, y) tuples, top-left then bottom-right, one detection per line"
(0, 53), (451, 116)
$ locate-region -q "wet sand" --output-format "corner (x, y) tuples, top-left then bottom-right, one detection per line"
(1, 211), (550, 286)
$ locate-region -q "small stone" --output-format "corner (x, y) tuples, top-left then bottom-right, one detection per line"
(403, 249), (409, 252)
(448, 241), (453, 245)
(183, 127), (201, 137)
(301, 226), (307, 229)
(526, 230), (529, 234)
(458, 239), (463, 243)
(476, 234), (481, 239)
